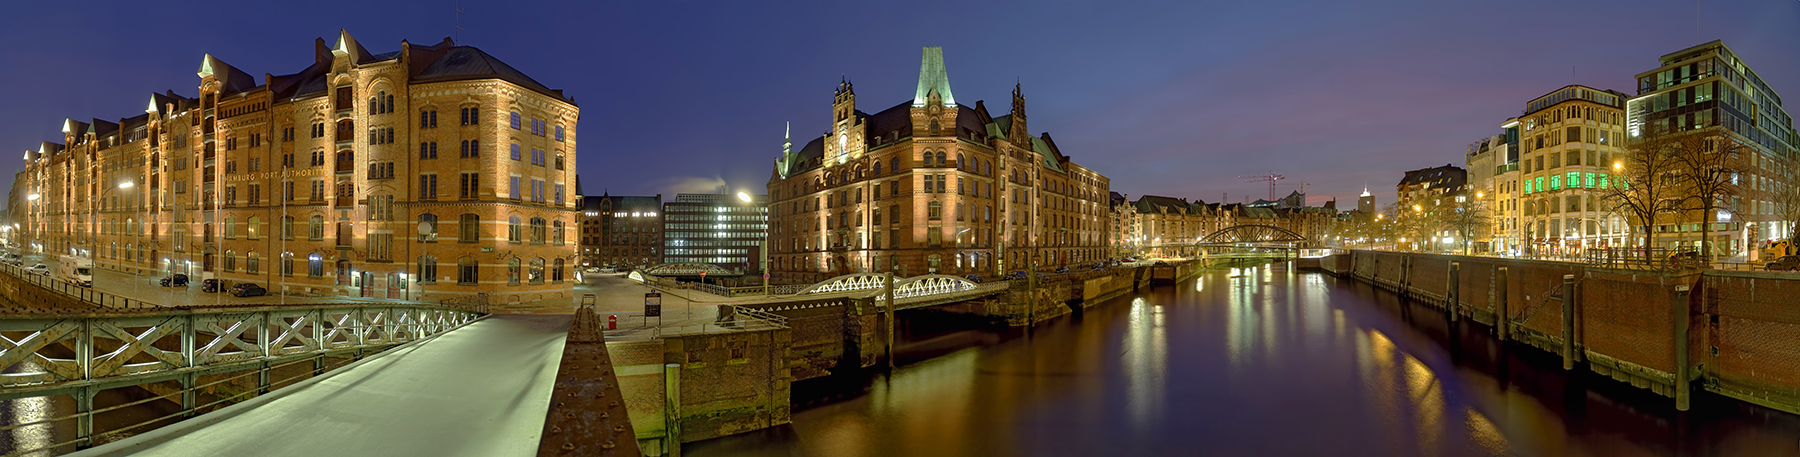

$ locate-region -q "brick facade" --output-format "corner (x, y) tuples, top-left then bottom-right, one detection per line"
(14, 31), (578, 305)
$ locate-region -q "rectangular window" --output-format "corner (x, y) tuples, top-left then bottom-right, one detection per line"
(510, 112), (521, 129)
(511, 143), (521, 161)
(555, 126), (565, 142)
(554, 184), (564, 205)
(1584, 172), (1595, 188)
(460, 172), (479, 199)
(420, 174), (438, 199)
(510, 176), (521, 200)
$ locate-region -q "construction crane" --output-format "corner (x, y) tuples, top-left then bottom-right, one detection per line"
(1239, 172), (1285, 201)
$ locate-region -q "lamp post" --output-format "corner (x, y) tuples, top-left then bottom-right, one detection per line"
(90, 181), (135, 264)
(736, 192), (768, 295)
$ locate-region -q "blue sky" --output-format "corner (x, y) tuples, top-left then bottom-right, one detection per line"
(0, 0), (1795, 208)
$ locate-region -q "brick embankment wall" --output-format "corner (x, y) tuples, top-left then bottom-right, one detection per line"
(1702, 271), (1800, 414)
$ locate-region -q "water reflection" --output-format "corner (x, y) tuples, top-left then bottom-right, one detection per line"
(691, 268), (1800, 457)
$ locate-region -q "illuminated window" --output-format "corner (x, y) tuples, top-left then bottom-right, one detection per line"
(1551, 175), (1562, 190)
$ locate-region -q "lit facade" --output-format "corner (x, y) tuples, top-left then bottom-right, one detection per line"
(1627, 40), (1798, 258)
(661, 193), (767, 271)
(14, 31), (579, 305)
(766, 47), (1112, 283)
(1505, 85), (1632, 256)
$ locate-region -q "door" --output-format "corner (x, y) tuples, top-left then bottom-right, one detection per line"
(337, 260), (352, 286)
(360, 271), (373, 297)
(386, 273), (400, 298)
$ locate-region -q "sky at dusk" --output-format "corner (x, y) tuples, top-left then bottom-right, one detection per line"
(0, 0), (1796, 210)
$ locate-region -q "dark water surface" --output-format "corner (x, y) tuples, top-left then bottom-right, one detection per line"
(691, 265), (1800, 457)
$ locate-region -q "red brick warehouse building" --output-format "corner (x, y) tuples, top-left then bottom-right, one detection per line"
(767, 47), (1112, 283)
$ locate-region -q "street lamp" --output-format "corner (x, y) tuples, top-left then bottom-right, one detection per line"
(736, 191), (769, 295)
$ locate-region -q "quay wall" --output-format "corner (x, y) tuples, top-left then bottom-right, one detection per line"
(1332, 250), (1800, 414)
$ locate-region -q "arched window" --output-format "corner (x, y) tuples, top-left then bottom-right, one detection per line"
(246, 252), (260, 274)
(246, 216), (260, 239)
(460, 213), (479, 242)
(386, 93), (394, 114)
(891, 157), (899, 172)
(508, 216), (522, 243)
(530, 217), (546, 244)
(873, 162), (882, 175)
(458, 256), (479, 285)
(419, 255), (438, 284)
(552, 220), (565, 245)
(507, 257), (522, 285)
(281, 252), (294, 276)
(223, 250), (236, 272)
(307, 253), (324, 277)
(529, 257), (545, 284)
(936, 152), (947, 167)
(419, 213), (438, 241)
(957, 153), (965, 169)
(552, 258), (565, 283)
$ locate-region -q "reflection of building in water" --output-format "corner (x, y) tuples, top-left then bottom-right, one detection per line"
(1124, 297), (1167, 429)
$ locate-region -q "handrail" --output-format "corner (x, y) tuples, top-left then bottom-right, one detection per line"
(0, 303), (483, 455)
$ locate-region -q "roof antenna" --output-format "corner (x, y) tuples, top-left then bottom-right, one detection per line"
(455, 1), (464, 44)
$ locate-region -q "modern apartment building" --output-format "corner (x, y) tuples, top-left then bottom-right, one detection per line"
(581, 193), (662, 268)
(766, 47), (1112, 283)
(1627, 40), (1798, 258)
(661, 192), (767, 271)
(1395, 164), (1467, 209)
(13, 31), (579, 305)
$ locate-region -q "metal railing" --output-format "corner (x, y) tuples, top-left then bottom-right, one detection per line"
(0, 303), (484, 455)
(0, 261), (161, 310)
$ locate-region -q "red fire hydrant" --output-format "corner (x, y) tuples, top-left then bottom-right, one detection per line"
(607, 314), (618, 330)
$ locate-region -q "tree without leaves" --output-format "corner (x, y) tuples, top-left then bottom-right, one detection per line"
(1443, 192), (1492, 255)
(1668, 132), (1744, 265)
(1601, 132), (1684, 262)
(1772, 162), (1800, 248)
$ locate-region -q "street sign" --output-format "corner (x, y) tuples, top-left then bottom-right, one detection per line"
(763, 273), (770, 280)
(644, 292), (662, 317)
(700, 271), (706, 278)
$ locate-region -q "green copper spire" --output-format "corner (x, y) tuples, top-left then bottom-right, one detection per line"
(913, 47), (955, 107)
(783, 121), (791, 155)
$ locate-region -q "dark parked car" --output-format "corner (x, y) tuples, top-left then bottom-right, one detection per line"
(964, 274), (983, 283)
(1153, 260), (1170, 266)
(201, 279), (221, 293)
(1055, 266), (1070, 274)
(1766, 255), (1800, 272)
(230, 283), (268, 297)
(160, 274), (189, 287)
(1006, 270), (1027, 280)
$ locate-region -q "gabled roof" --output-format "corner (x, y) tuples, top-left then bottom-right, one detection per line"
(1132, 195), (1190, 214)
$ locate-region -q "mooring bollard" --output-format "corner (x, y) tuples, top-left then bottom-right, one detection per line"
(1447, 262), (1460, 323)
(1496, 266), (1509, 343)
(1562, 274), (1575, 371)
(1674, 283), (1691, 412)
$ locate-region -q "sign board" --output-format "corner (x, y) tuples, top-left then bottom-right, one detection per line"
(763, 273), (770, 280)
(480, 247), (494, 253)
(644, 292), (662, 317)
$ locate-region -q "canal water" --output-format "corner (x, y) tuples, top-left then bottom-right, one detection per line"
(690, 264), (1800, 457)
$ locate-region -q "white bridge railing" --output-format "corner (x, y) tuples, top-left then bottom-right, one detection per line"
(0, 303), (484, 453)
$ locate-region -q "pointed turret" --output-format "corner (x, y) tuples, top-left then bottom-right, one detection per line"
(1007, 81), (1030, 145)
(912, 47), (955, 108)
(331, 29), (373, 63)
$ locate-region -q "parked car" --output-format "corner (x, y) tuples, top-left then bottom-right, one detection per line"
(1766, 255), (1800, 272)
(26, 263), (49, 275)
(1122, 257), (1138, 263)
(1005, 270), (1027, 280)
(1, 253), (21, 265)
(964, 274), (983, 283)
(1055, 266), (1070, 274)
(229, 283), (268, 297)
(1153, 260), (1170, 266)
(160, 274), (189, 287)
(1666, 251), (1701, 269)
(201, 279), (221, 293)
